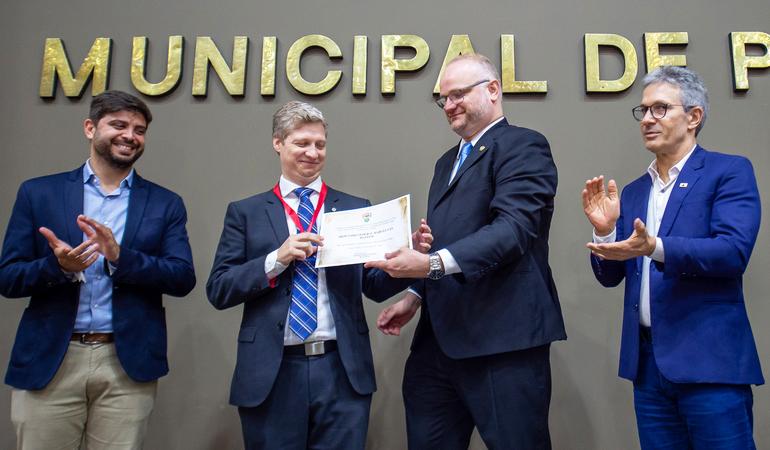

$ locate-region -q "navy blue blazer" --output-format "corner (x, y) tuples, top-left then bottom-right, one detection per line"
(0, 166), (196, 390)
(206, 186), (411, 407)
(591, 146), (764, 385)
(414, 119), (566, 358)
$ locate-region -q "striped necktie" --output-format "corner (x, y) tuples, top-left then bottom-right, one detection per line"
(288, 187), (318, 341)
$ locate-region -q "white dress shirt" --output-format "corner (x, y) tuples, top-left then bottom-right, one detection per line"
(593, 145), (696, 326)
(264, 175), (336, 345)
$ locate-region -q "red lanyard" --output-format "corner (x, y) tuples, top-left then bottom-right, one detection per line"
(272, 182), (328, 233)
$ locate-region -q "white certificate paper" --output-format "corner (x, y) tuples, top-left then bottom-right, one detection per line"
(315, 195), (412, 268)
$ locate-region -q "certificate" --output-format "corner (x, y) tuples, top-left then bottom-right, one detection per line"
(315, 195), (412, 268)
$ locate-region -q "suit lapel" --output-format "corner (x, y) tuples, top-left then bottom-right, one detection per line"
(657, 146), (705, 237)
(64, 167), (85, 245)
(431, 119), (506, 211)
(428, 149), (456, 213)
(122, 174), (149, 247)
(265, 193), (290, 246)
(627, 176), (651, 274)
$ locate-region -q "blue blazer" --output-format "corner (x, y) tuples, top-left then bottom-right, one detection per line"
(591, 146), (764, 385)
(0, 166), (196, 390)
(414, 119), (566, 358)
(206, 186), (411, 407)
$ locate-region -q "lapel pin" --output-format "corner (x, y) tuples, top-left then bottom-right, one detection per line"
(479, 146), (486, 152)
(331, 207), (337, 212)
(679, 182), (688, 188)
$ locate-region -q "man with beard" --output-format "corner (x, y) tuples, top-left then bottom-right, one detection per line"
(368, 54), (565, 449)
(0, 90), (196, 449)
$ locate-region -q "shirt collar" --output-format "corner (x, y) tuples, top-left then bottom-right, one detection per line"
(83, 159), (135, 188)
(459, 116), (505, 152)
(279, 175), (323, 198)
(646, 144), (697, 183)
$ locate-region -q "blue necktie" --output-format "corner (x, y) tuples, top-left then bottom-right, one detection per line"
(451, 142), (473, 183)
(457, 142), (473, 169)
(288, 187), (318, 341)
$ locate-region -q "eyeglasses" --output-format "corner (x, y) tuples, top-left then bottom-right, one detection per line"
(435, 79), (490, 109)
(632, 103), (688, 121)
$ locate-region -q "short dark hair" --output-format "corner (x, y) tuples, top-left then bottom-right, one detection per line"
(89, 90), (153, 125)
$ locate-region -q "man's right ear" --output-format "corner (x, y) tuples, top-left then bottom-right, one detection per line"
(83, 119), (95, 139)
(272, 136), (283, 153)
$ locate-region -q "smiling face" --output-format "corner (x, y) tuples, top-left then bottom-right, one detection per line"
(639, 82), (701, 157)
(84, 110), (147, 170)
(439, 60), (500, 140)
(274, 121), (327, 186)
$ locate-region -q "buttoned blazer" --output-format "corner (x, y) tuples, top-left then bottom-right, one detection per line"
(206, 186), (411, 407)
(414, 119), (567, 359)
(0, 165), (196, 389)
(591, 146), (764, 385)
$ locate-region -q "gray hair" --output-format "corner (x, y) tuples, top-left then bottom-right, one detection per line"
(643, 66), (709, 135)
(272, 101), (328, 141)
(447, 53), (501, 82)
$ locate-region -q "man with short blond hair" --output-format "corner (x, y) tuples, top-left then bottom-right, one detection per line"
(207, 101), (430, 449)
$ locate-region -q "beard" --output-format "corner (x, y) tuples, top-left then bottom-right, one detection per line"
(93, 138), (144, 169)
(448, 102), (489, 137)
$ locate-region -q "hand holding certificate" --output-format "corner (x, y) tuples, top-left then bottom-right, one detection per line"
(315, 195), (412, 268)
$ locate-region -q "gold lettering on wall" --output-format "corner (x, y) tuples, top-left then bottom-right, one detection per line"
(260, 37), (277, 96)
(130, 36), (184, 96)
(644, 32), (688, 72)
(433, 35), (475, 93)
(501, 34), (547, 94)
(584, 33), (638, 92)
(381, 35), (430, 94)
(192, 36), (248, 96)
(39, 37), (112, 98)
(730, 32), (770, 91)
(352, 36), (368, 95)
(286, 35), (342, 95)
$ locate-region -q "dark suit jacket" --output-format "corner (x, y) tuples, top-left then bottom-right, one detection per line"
(206, 186), (411, 407)
(414, 119), (566, 359)
(0, 166), (196, 390)
(591, 146), (764, 385)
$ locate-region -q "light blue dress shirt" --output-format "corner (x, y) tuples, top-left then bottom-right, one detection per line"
(73, 160), (133, 333)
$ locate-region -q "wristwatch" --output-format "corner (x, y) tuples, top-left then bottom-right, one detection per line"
(427, 252), (445, 280)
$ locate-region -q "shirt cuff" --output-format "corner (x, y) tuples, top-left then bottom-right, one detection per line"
(407, 287), (422, 300)
(265, 249), (288, 279)
(592, 228), (617, 243)
(106, 259), (117, 276)
(63, 270), (86, 283)
(650, 237), (665, 262)
(437, 249), (461, 275)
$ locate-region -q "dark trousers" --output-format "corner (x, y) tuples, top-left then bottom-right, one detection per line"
(634, 338), (755, 450)
(403, 329), (552, 450)
(238, 350), (371, 450)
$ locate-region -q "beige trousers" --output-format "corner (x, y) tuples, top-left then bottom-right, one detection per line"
(11, 341), (157, 450)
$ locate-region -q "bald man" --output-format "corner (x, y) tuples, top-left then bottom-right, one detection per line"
(368, 54), (565, 449)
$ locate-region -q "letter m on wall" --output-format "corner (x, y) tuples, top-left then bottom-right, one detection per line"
(39, 38), (112, 98)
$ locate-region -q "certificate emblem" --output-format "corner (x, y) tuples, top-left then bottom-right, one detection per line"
(362, 212), (372, 222)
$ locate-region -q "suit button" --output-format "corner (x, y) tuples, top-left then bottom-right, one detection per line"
(633, 304), (639, 311)
(277, 321), (284, 331)
(113, 285), (120, 290)
(285, 288), (291, 295)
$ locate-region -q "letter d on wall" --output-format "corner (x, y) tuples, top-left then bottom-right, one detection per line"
(584, 33), (638, 93)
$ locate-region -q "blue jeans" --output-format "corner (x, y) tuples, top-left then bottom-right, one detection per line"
(634, 339), (755, 449)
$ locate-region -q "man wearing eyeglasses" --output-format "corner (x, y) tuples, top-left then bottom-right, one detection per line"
(366, 54), (566, 449)
(583, 65), (762, 448)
